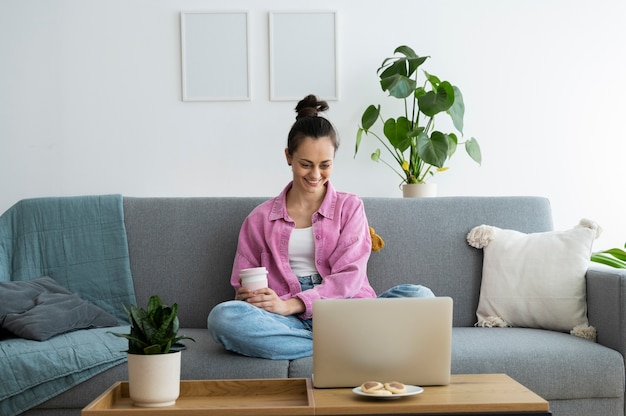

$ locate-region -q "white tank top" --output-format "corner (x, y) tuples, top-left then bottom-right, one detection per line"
(289, 227), (318, 277)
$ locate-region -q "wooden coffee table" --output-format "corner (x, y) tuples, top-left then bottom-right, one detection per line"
(313, 373), (551, 415)
(82, 374), (550, 415)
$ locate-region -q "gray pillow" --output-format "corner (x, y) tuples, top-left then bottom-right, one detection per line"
(0, 276), (118, 341)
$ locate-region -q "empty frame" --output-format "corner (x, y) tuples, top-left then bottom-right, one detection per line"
(269, 11), (338, 101)
(181, 11), (250, 101)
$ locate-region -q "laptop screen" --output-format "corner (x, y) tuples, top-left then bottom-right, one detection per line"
(312, 297), (453, 388)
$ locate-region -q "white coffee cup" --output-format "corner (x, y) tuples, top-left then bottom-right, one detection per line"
(239, 267), (268, 291)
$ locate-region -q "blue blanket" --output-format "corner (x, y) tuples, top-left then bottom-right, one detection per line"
(0, 326), (129, 415)
(0, 195), (136, 415)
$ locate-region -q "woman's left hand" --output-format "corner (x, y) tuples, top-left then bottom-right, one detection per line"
(245, 288), (305, 316)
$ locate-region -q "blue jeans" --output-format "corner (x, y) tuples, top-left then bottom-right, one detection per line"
(207, 275), (434, 360)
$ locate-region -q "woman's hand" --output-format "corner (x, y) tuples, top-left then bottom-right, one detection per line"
(235, 287), (304, 316)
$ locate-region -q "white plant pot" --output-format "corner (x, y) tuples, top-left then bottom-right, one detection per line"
(127, 351), (181, 407)
(402, 183), (438, 198)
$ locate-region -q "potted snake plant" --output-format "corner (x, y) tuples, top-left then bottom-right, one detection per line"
(355, 45), (482, 197)
(110, 295), (195, 407)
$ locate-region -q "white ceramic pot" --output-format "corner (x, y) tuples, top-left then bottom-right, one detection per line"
(127, 351), (181, 407)
(402, 183), (438, 198)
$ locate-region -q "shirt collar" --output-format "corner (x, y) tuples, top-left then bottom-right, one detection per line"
(269, 181), (337, 221)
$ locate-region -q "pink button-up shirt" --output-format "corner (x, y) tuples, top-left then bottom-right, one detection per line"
(230, 181), (376, 319)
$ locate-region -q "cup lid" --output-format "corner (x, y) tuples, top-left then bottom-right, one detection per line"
(239, 267), (267, 278)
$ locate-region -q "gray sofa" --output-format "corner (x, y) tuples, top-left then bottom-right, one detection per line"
(24, 196), (626, 415)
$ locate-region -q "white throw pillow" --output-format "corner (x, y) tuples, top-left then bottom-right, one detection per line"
(467, 219), (600, 338)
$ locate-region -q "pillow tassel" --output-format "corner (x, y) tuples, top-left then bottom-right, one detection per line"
(466, 225), (496, 249)
(570, 324), (597, 341)
(576, 218), (603, 239)
(475, 316), (510, 328)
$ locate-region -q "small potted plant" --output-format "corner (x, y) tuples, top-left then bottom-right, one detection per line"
(355, 45), (482, 197)
(110, 295), (195, 407)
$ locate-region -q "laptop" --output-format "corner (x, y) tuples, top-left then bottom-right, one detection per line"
(312, 296), (453, 388)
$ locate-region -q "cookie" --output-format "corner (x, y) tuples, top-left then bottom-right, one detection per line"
(384, 381), (407, 394)
(360, 381), (391, 395)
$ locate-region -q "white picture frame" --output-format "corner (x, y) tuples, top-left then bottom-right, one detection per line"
(269, 11), (338, 101)
(180, 11), (250, 101)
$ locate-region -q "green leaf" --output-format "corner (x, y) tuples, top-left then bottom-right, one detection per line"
(447, 133), (458, 158)
(417, 131), (448, 167)
(147, 295), (163, 310)
(379, 59), (408, 80)
(598, 248), (626, 261)
(424, 71), (442, 88)
(153, 305), (178, 344)
(143, 344), (163, 355)
(407, 125), (425, 139)
(378, 48), (428, 80)
(394, 45), (417, 58)
(361, 105), (380, 131)
(355, 128), (364, 157)
(591, 247), (626, 269)
(371, 148), (381, 162)
(414, 87), (426, 99)
(383, 117), (411, 152)
(418, 81), (454, 117)
(465, 137), (482, 165)
(591, 252), (626, 268)
(381, 74), (416, 99)
(448, 86), (465, 134)
(394, 45), (428, 76)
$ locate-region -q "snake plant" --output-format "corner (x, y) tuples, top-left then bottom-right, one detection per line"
(110, 295), (195, 354)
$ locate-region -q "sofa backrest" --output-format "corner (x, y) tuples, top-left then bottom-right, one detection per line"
(362, 197), (553, 326)
(123, 196), (553, 328)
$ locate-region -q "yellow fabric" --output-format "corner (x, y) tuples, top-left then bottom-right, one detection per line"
(369, 226), (385, 252)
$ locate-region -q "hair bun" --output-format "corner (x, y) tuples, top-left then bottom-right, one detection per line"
(295, 94), (329, 120)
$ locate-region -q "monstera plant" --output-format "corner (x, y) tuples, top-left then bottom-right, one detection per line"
(355, 45), (482, 188)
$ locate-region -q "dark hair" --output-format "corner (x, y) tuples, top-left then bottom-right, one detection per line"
(286, 94), (339, 156)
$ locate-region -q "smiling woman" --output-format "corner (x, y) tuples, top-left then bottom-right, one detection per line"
(284, 95), (337, 227)
(206, 94), (435, 360)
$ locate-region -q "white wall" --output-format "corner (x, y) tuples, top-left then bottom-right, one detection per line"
(1, 0), (624, 250)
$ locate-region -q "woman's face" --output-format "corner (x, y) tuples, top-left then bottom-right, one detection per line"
(285, 136), (335, 197)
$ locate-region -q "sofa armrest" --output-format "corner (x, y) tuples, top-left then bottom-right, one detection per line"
(586, 263), (626, 354)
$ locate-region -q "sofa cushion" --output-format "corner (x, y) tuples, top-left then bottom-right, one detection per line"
(292, 327), (625, 401)
(467, 220), (599, 333)
(451, 327), (624, 401)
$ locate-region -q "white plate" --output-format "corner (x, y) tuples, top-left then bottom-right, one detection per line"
(352, 385), (424, 399)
